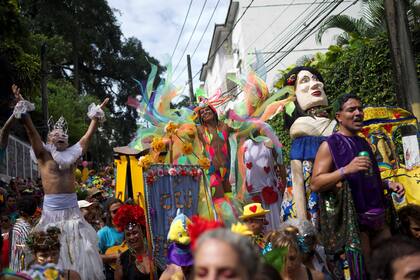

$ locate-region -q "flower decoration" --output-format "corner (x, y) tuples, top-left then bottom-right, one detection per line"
(138, 155), (152, 169)
(165, 121), (180, 134)
(187, 215), (224, 250)
(198, 157), (211, 170)
(113, 204), (146, 232)
(286, 74), (297, 86)
(182, 142), (193, 155)
(151, 137), (166, 153)
(168, 167), (178, 176)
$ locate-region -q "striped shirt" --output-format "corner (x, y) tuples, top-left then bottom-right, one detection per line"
(9, 218), (33, 271)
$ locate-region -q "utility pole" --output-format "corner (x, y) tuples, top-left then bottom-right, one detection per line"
(384, 0), (420, 120)
(187, 54), (195, 105)
(40, 43), (49, 141)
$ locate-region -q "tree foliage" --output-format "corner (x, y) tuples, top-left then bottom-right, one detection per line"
(0, 0), (163, 166)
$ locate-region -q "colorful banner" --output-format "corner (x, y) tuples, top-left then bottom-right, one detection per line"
(144, 164), (202, 268)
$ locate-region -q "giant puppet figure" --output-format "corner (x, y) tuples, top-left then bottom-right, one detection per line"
(12, 85), (106, 279)
(280, 67), (337, 227)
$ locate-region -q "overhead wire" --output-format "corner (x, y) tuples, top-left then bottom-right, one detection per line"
(243, 0), (297, 53)
(218, 0), (344, 101)
(173, 0), (222, 83)
(190, 0), (256, 81)
(264, 0), (357, 73)
(170, 0), (194, 60)
(262, 1), (340, 70)
(172, 0), (208, 74)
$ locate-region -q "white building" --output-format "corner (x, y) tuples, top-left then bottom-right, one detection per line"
(199, 0), (361, 111)
(0, 135), (38, 182)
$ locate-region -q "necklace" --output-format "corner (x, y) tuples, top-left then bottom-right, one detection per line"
(129, 248), (147, 273)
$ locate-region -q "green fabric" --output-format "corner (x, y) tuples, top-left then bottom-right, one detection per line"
(264, 247), (288, 273)
(319, 181), (366, 279)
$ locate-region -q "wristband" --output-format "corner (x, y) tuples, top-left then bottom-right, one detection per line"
(339, 167), (345, 178)
(87, 103), (106, 123)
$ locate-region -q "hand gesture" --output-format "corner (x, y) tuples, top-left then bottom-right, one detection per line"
(11, 84), (24, 104)
(388, 181), (405, 197)
(100, 98), (109, 110)
(344, 156), (372, 175)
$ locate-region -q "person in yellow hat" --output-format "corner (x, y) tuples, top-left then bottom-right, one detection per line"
(239, 203), (270, 250)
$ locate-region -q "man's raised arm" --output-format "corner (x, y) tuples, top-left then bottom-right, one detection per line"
(11, 85), (45, 159)
(79, 98), (109, 154)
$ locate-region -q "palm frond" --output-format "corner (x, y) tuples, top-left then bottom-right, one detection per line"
(316, 14), (361, 44)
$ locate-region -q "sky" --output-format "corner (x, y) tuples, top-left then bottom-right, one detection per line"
(107, 0), (231, 92)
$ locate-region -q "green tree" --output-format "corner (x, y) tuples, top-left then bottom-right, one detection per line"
(316, 0), (419, 45)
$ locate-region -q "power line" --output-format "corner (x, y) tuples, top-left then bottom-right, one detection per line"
(265, 0), (347, 73)
(191, 0), (256, 81)
(244, 0), (297, 52)
(262, 1), (338, 69)
(170, 0), (194, 60)
(247, 47), (329, 54)
(217, 1), (340, 101)
(247, 0), (353, 8)
(173, 0), (222, 83)
(258, 0), (322, 61)
(173, 0), (208, 74)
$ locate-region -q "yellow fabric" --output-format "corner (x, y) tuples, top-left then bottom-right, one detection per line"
(115, 156), (128, 202)
(382, 166), (420, 209)
(129, 155), (145, 208)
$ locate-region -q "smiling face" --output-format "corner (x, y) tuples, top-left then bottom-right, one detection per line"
(47, 129), (69, 151)
(125, 224), (144, 251)
(336, 98), (364, 135)
(295, 70), (328, 111)
(199, 106), (216, 124)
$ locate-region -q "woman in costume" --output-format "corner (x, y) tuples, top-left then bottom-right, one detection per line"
(279, 66), (336, 227)
(24, 227), (81, 280)
(113, 204), (158, 280)
(243, 129), (286, 231)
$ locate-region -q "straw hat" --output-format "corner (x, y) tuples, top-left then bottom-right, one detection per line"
(239, 203), (270, 219)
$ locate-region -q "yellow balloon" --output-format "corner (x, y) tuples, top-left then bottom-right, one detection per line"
(74, 168), (82, 179)
(82, 167), (89, 182)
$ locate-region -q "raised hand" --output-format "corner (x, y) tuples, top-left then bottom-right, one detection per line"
(99, 97), (109, 110)
(11, 84), (24, 104)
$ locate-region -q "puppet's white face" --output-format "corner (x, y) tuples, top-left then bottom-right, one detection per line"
(48, 129), (69, 151)
(295, 70), (328, 111)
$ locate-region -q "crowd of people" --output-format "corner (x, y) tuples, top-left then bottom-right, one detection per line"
(0, 65), (419, 280)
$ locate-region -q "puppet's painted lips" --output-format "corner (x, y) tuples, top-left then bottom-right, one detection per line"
(311, 91), (321, 97)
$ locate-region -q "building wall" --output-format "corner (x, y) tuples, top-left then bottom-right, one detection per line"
(201, 0), (362, 112)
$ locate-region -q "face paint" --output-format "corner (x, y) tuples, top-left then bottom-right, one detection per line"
(48, 129), (69, 151)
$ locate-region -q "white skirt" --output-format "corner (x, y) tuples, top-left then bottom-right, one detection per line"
(35, 193), (105, 280)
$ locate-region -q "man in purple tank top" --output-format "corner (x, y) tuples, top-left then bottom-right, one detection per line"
(311, 94), (404, 260)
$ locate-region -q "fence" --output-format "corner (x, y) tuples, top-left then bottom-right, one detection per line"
(0, 135), (38, 180)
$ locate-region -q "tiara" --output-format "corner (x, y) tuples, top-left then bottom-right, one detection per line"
(48, 116), (68, 134)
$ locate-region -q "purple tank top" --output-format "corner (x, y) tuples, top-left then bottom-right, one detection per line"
(326, 133), (385, 230)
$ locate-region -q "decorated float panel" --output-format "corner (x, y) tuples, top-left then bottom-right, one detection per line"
(360, 107), (420, 208)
